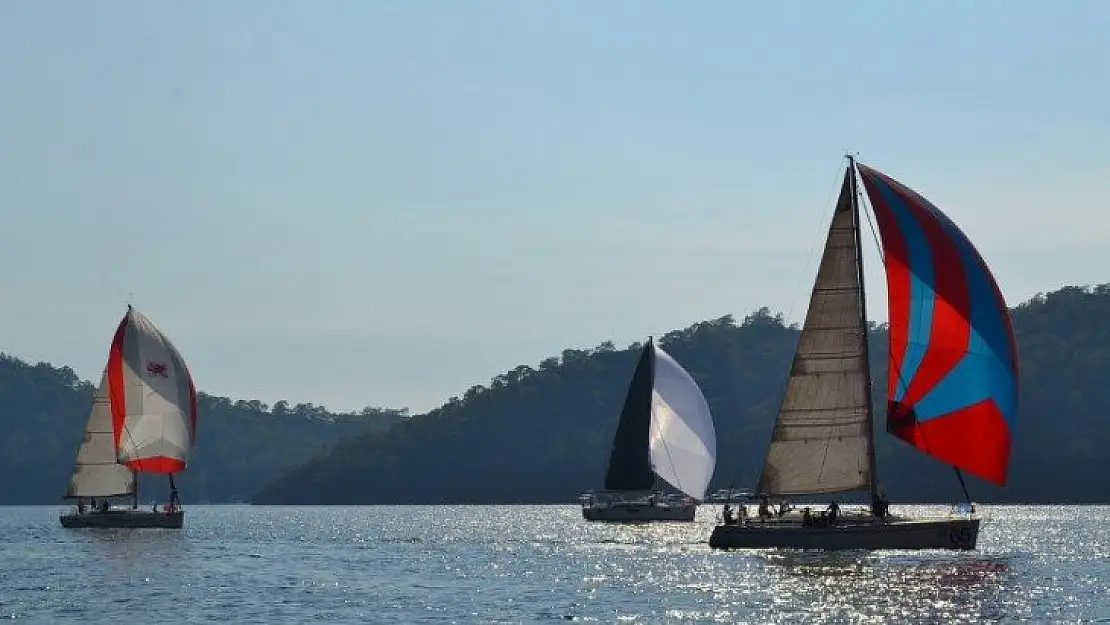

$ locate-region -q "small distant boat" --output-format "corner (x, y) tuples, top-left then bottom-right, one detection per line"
(60, 306), (197, 529)
(582, 337), (717, 522)
(709, 157), (1019, 551)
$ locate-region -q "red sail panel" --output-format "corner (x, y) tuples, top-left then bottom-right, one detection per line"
(106, 307), (197, 475)
(857, 163), (1019, 485)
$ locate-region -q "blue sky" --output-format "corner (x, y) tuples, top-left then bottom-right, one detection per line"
(1, 1), (1107, 413)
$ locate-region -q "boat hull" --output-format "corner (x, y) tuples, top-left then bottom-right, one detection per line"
(60, 509), (184, 529)
(582, 502), (696, 522)
(709, 516), (979, 550)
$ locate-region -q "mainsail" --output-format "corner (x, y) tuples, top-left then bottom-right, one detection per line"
(108, 307), (197, 474)
(858, 164), (1019, 485)
(756, 169), (874, 497)
(66, 370), (136, 499)
(603, 341), (656, 491)
(649, 345), (717, 500)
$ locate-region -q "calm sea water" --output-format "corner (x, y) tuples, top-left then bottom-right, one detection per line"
(0, 505), (1106, 623)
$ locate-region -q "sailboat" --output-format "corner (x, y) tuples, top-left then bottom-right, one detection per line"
(582, 338), (717, 522)
(60, 306), (198, 529)
(709, 156), (1018, 550)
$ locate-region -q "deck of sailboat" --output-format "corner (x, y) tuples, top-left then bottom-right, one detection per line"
(580, 491), (698, 522)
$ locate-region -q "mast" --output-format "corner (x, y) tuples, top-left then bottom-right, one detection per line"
(847, 155), (880, 501)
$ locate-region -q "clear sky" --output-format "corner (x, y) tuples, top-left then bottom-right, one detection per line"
(1, 1), (1107, 413)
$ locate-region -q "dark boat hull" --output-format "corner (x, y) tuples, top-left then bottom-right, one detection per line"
(60, 509), (184, 529)
(709, 516), (979, 550)
(582, 502), (696, 522)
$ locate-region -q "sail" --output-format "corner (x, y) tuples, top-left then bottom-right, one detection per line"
(603, 341), (656, 491)
(756, 170), (873, 497)
(108, 307), (198, 474)
(857, 164), (1019, 485)
(66, 370), (136, 499)
(648, 346), (716, 500)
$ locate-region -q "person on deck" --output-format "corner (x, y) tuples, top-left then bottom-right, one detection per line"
(77, 499), (87, 514)
(758, 497), (772, 520)
(871, 489), (889, 519)
(826, 501), (840, 524)
(722, 505), (735, 525)
(802, 507), (813, 527)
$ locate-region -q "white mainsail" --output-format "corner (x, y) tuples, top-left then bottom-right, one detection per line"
(66, 370), (135, 499)
(756, 174), (873, 497)
(648, 345), (717, 500)
(111, 308), (197, 473)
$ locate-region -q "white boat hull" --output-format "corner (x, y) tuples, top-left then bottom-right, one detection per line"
(60, 509), (184, 529)
(709, 516), (979, 550)
(582, 502), (696, 522)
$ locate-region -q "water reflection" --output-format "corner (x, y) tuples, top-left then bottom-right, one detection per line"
(752, 550), (1011, 623)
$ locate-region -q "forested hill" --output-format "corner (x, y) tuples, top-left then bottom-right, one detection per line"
(255, 284), (1110, 505)
(0, 356), (406, 504)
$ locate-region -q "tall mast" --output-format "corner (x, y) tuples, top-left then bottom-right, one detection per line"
(847, 154), (879, 500)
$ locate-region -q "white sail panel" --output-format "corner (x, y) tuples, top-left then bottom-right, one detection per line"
(111, 308), (197, 474)
(649, 346), (717, 500)
(66, 371), (135, 499)
(756, 176), (872, 497)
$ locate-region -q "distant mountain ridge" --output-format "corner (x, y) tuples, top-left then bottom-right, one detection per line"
(254, 284), (1110, 505)
(0, 355), (406, 504)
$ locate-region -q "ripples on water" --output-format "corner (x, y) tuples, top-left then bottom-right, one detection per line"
(0, 505), (1106, 622)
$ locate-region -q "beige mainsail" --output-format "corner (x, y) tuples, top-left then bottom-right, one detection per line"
(66, 370), (136, 499)
(756, 170), (873, 497)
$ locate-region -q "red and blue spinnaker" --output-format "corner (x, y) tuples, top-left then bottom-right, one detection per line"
(857, 164), (1018, 485)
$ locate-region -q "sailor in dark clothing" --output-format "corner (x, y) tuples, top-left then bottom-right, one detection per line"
(758, 497), (772, 520)
(871, 489), (889, 519)
(722, 505), (736, 525)
(826, 501), (840, 524)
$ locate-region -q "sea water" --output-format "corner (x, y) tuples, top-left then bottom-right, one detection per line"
(0, 505), (1106, 622)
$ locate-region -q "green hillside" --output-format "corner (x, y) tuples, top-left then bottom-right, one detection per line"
(254, 285), (1110, 505)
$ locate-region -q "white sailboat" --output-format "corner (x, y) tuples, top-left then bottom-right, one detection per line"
(582, 338), (717, 522)
(709, 157), (1019, 550)
(60, 306), (198, 529)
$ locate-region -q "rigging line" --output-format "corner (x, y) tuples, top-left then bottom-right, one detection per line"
(649, 398), (685, 498)
(647, 345), (686, 498)
(785, 157), (855, 326)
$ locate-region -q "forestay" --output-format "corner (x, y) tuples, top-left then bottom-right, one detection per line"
(756, 171), (873, 497)
(648, 346), (716, 500)
(66, 370), (136, 499)
(109, 308), (198, 474)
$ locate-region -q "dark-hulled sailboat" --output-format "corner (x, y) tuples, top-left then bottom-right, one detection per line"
(709, 157), (1018, 550)
(582, 338), (717, 522)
